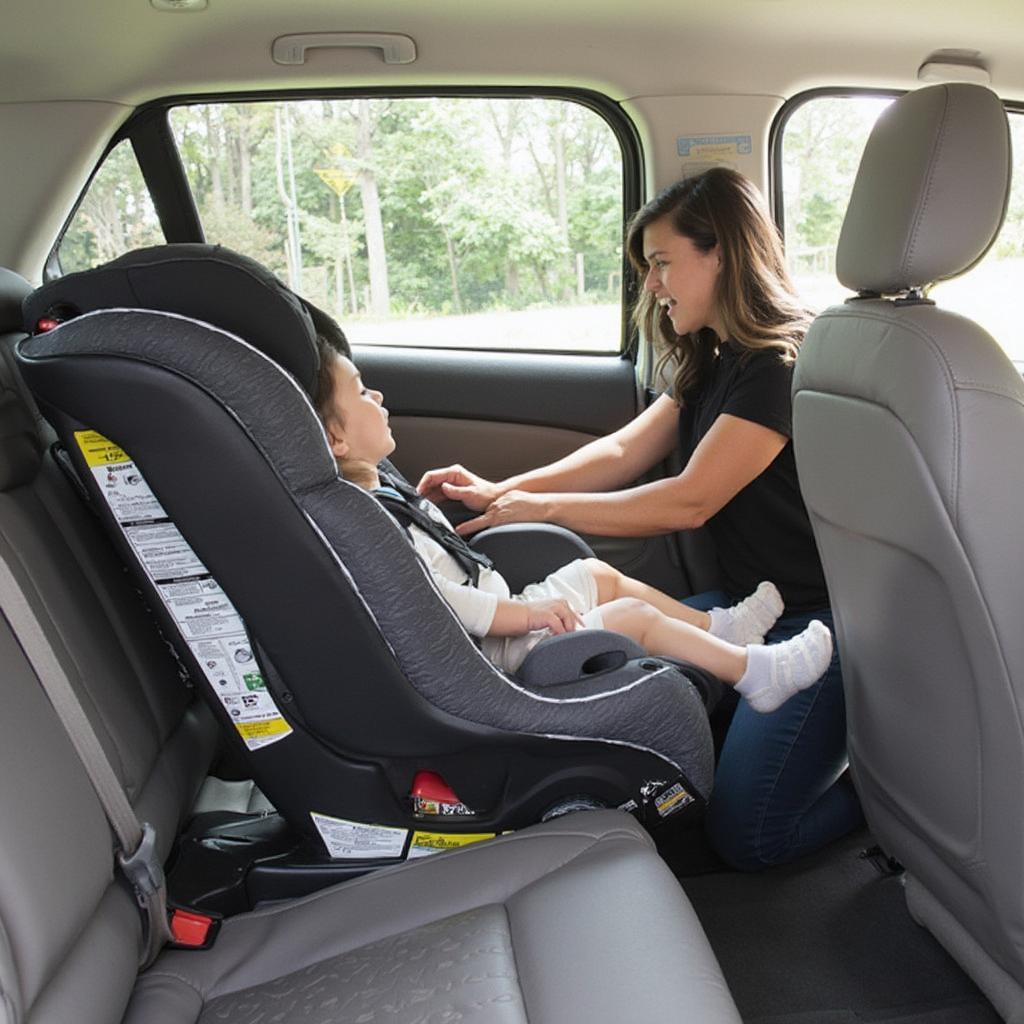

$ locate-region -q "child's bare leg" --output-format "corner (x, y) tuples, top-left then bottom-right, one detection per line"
(584, 559), (712, 629)
(597, 596), (745, 680)
(598, 597), (833, 714)
(583, 558), (783, 644)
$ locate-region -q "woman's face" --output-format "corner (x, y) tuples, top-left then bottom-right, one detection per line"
(641, 217), (724, 339)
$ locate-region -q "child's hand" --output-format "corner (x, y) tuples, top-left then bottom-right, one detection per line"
(523, 598), (583, 635)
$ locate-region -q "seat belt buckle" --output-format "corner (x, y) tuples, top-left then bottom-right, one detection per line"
(169, 907), (222, 950)
(117, 821), (165, 906)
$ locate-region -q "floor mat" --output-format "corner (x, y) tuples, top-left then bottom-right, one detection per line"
(676, 829), (1002, 1023)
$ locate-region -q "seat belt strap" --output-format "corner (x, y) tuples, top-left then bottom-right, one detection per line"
(0, 549), (173, 968)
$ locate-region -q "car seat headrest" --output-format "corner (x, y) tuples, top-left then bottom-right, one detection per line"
(23, 244), (323, 394)
(836, 83), (1011, 296)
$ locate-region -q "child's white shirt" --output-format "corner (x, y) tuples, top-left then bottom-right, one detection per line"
(407, 523), (509, 637)
(402, 509), (601, 674)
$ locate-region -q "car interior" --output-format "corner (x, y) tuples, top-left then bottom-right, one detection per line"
(2, 2), (1023, 1022)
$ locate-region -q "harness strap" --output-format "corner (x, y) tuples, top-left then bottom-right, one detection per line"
(374, 470), (492, 586)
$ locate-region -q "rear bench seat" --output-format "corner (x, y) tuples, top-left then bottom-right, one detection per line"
(0, 266), (743, 1023)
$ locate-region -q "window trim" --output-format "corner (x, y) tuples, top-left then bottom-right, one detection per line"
(48, 86), (644, 359)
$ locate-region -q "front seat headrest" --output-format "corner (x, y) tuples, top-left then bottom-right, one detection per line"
(836, 83), (1011, 296)
(23, 244), (322, 394)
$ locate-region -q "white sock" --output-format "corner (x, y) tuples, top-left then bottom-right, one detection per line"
(707, 581), (784, 645)
(735, 620), (834, 714)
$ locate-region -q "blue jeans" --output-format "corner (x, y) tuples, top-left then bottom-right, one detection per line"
(685, 591), (865, 870)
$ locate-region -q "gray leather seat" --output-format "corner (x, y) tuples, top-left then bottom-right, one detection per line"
(792, 83), (1024, 1020)
(0, 602), (741, 1022)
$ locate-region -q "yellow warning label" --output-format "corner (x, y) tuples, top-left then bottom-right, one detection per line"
(654, 782), (694, 818)
(74, 429), (129, 467)
(235, 717), (292, 742)
(409, 831), (495, 857)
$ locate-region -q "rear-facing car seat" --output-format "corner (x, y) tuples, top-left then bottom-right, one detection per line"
(18, 245), (714, 860)
(1, 260), (742, 1024)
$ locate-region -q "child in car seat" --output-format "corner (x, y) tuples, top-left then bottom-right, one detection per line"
(313, 337), (832, 714)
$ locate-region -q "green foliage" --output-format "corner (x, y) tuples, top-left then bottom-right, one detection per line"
(781, 96), (892, 260)
(59, 141), (164, 273)
(161, 97), (624, 320)
(798, 192), (844, 248)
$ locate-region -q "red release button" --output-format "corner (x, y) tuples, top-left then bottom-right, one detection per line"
(170, 908), (215, 947)
(410, 770), (461, 804)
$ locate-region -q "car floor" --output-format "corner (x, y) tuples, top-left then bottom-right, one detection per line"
(669, 828), (1001, 1024)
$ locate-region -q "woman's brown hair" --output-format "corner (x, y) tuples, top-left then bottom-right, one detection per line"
(626, 167), (811, 402)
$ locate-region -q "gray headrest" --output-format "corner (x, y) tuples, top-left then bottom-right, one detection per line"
(836, 84), (1010, 295)
(0, 268), (31, 333)
(0, 268), (41, 491)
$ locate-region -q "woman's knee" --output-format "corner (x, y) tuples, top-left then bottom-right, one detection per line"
(705, 803), (791, 872)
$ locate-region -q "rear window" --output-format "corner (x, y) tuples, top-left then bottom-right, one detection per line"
(58, 140), (164, 274)
(167, 96), (627, 352)
(779, 93), (1024, 367)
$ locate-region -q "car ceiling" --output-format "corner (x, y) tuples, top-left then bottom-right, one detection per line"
(2, 0), (1022, 104)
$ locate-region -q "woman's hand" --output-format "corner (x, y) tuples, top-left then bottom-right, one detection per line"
(522, 598), (582, 634)
(417, 464), (499, 510)
(454, 489), (548, 536)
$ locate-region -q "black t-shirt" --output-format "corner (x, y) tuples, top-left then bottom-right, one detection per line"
(676, 340), (828, 611)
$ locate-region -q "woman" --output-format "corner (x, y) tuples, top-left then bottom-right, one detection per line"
(418, 167), (863, 869)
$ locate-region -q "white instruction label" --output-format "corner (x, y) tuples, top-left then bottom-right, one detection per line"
(311, 812), (408, 860)
(74, 430), (293, 752)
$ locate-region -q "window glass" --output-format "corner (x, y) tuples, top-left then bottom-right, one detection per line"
(57, 140), (164, 273)
(168, 98), (625, 352)
(781, 95), (1024, 367)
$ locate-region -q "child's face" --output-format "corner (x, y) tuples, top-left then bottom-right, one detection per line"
(322, 354), (396, 464)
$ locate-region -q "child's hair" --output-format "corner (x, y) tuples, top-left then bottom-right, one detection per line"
(313, 334), (341, 421)
(304, 302), (351, 421)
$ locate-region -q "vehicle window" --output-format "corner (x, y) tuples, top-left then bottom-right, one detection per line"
(168, 97), (626, 353)
(781, 94), (1024, 367)
(57, 140), (164, 274)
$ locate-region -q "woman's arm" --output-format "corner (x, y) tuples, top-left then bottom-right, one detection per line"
(417, 393), (681, 508)
(456, 413), (788, 537)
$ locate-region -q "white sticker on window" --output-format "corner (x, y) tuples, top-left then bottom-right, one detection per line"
(74, 429), (293, 751)
(310, 812), (408, 860)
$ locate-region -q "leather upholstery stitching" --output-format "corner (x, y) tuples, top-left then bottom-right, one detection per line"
(803, 307), (960, 518)
(902, 85), (950, 285)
